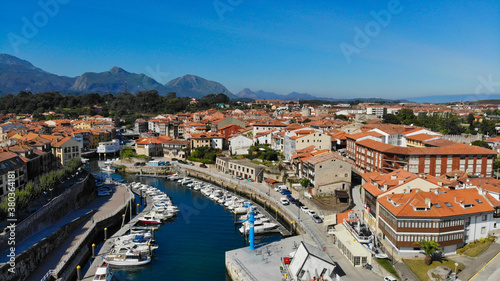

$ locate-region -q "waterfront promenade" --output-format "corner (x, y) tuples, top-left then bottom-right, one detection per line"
(26, 182), (133, 281)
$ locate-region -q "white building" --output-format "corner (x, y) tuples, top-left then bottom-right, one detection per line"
(229, 135), (253, 155)
(288, 242), (339, 281)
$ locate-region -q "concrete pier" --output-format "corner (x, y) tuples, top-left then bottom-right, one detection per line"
(81, 188), (153, 281)
(226, 235), (315, 281)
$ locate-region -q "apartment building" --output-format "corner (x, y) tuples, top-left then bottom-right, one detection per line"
(300, 151), (353, 197)
(350, 138), (496, 177)
(52, 137), (81, 166)
(378, 188), (497, 256)
(0, 151), (28, 200)
(284, 128), (332, 160)
(191, 133), (224, 150)
(215, 157), (264, 182)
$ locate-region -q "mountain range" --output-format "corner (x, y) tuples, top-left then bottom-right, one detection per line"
(1, 53), (463, 103)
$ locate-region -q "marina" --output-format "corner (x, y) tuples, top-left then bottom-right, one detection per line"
(81, 159), (283, 281)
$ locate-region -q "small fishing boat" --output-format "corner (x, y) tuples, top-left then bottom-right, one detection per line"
(93, 264), (113, 281)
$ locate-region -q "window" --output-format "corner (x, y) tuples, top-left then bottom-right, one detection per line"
(481, 227), (486, 234)
(444, 202), (452, 207)
(476, 199), (483, 204)
(435, 203), (442, 208)
(482, 215), (487, 221)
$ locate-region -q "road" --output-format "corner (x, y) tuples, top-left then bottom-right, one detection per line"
(469, 250), (500, 281)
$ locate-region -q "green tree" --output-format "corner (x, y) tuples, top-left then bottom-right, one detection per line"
(383, 114), (400, 124)
(467, 113), (475, 126)
(414, 239), (441, 265)
(300, 178), (311, 188)
(471, 140), (491, 149)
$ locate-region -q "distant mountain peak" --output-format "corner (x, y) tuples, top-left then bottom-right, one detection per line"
(164, 74), (236, 99)
(109, 66), (128, 74)
(0, 53), (39, 70)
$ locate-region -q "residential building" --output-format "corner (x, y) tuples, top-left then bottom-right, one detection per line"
(134, 119), (149, 133)
(0, 151), (28, 200)
(161, 139), (190, 159)
(284, 128), (332, 160)
(215, 157), (264, 182)
(229, 135), (253, 155)
(52, 137), (81, 166)
(301, 151), (353, 197)
(135, 137), (163, 157)
(191, 132), (224, 150)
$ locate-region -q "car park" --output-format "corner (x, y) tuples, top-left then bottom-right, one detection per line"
(280, 198), (290, 205)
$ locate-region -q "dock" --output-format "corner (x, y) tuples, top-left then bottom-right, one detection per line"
(81, 188), (154, 281)
(135, 173), (170, 178)
(226, 235), (315, 281)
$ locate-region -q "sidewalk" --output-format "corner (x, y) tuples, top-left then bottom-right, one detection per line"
(26, 183), (132, 281)
(452, 240), (500, 281)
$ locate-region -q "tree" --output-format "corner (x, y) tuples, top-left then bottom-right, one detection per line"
(300, 178), (311, 188)
(467, 113), (475, 126)
(383, 114), (400, 124)
(471, 140), (491, 149)
(414, 239), (441, 265)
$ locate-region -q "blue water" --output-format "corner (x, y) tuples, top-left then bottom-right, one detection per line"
(86, 159), (281, 280)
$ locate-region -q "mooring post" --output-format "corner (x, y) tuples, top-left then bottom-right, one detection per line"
(76, 265), (82, 280)
(104, 227), (108, 240)
(92, 243), (96, 258)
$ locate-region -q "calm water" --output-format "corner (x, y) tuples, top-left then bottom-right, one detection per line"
(86, 159), (281, 281)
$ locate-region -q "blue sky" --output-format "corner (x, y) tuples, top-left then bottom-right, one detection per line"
(1, 0), (499, 99)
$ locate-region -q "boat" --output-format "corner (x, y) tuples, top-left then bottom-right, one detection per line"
(81, 158), (89, 164)
(93, 264), (113, 281)
(239, 222), (279, 234)
(104, 247), (151, 266)
(343, 211), (373, 244)
(102, 165), (116, 172)
(138, 214), (163, 224)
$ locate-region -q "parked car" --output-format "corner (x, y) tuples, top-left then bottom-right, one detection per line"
(312, 214), (323, 223)
(384, 277), (397, 281)
(281, 190), (291, 195)
(236, 176), (243, 180)
(171, 158), (178, 162)
(280, 198), (290, 205)
(307, 210), (316, 217)
(187, 162), (194, 166)
(294, 200), (304, 207)
(300, 206), (309, 213)
(133, 162), (141, 166)
(200, 163), (207, 168)
(139, 162), (146, 166)
(289, 198), (298, 204)
(363, 263), (372, 270)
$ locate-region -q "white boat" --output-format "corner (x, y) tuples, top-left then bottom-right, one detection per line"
(168, 174), (181, 181)
(138, 214), (163, 224)
(81, 158), (89, 164)
(104, 247), (151, 266)
(93, 264), (113, 281)
(102, 165), (116, 172)
(239, 222), (279, 234)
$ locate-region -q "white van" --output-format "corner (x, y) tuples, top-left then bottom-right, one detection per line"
(275, 185), (287, 192)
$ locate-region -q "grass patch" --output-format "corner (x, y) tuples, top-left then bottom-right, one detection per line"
(376, 258), (400, 279)
(456, 236), (495, 257)
(250, 160), (278, 167)
(403, 258), (464, 281)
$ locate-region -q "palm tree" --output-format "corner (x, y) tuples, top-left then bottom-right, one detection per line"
(414, 239), (441, 265)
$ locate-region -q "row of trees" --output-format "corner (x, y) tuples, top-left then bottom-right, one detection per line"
(383, 109), (498, 136)
(0, 91), (235, 127)
(0, 158), (82, 220)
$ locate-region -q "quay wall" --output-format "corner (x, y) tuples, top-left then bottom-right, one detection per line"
(0, 210), (95, 281)
(226, 254), (258, 281)
(53, 189), (135, 281)
(0, 172), (96, 253)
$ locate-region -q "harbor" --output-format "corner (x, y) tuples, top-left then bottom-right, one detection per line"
(81, 159), (283, 281)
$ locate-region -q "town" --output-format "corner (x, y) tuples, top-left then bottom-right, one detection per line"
(1, 93), (500, 281)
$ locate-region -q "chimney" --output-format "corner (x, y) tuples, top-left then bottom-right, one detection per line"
(399, 179), (404, 185)
(383, 183), (388, 191)
(438, 181), (442, 186)
(454, 174), (458, 180)
(391, 174), (397, 180)
(425, 198), (431, 208)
